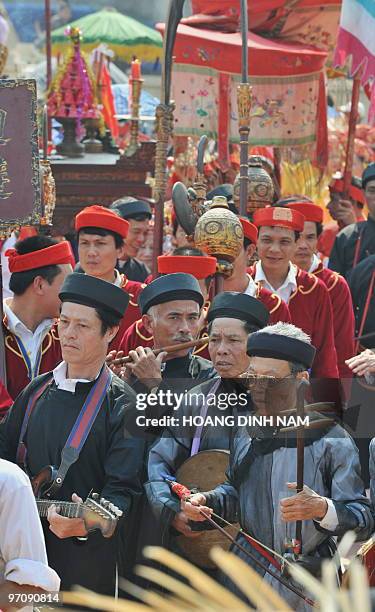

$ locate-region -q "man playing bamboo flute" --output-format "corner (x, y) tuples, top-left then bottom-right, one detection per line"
(119, 248), (217, 360)
(182, 323), (373, 611)
(123, 273), (216, 399)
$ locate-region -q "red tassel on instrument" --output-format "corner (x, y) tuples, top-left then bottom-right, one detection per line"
(167, 479), (191, 500)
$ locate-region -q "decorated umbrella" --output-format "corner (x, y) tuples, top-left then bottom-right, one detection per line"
(157, 22), (328, 169)
(51, 8), (163, 63)
(190, 0), (341, 62)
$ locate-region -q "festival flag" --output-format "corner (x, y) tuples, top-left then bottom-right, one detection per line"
(334, 0), (375, 124)
(99, 62), (119, 140)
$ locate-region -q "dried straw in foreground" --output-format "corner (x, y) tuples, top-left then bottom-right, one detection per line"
(63, 535), (373, 611)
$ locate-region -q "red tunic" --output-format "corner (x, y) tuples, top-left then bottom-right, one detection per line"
(254, 284), (291, 325)
(0, 380), (12, 420)
(119, 287), (291, 359)
(248, 266), (339, 379)
(312, 261), (354, 379)
(3, 320), (62, 401)
(109, 275), (146, 351)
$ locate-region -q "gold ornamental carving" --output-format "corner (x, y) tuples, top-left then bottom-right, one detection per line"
(152, 102), (175, 203)
(233, 158), (274, 215)
(237, 83), (252, 129)
(194, 196), (244, 277)
(39, 160), (56, 225)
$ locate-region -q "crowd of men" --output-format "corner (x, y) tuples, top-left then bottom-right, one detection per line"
(0, 162), (374, 610)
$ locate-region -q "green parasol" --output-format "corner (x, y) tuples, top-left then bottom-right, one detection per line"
(51, 8), (162, 62)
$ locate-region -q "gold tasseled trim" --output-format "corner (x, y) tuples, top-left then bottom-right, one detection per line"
(193, 332), (209, 355)
(41, 332), (52, 356)
(289, 271), (318, 301)
(326, 272), (340, 293)
(121, 275), (145, 307)
(5, 333), (23, 359)
(269, 293), (282, 314)
(50, 326), (60, 342)
(135, 319), (153, 342)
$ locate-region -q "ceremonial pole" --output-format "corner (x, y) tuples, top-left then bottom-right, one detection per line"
(193, 135), (208, 208)
(295, 380), (308, 553)
(45, 0), (52, 147)
(342, 68), (363, 195)
(238, 0), (252, 217)
(152, 0), (185, 276)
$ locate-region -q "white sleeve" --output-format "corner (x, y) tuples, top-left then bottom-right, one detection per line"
(0, 462), (60, 591)
(315, 497), (338, 531)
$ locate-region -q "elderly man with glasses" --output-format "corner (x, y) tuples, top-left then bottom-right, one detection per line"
(182, 322), (373, 611)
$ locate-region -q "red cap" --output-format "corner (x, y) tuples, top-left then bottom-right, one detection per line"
(253, 207), (305, 232)
(157, 255), (217, 279)
(329, 178), (366, 205)
(6, 241), (75, 273)
(75, 205), (129, 238)
(285, 201), (323, 224)
(240, 217), (258, 244)
(18, 226), (38, 241)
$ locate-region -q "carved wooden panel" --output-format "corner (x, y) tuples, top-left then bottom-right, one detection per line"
(52, 141), (156, 233)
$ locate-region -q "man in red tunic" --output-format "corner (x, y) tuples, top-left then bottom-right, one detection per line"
(250, 206), (338, 380)
(74, 205), (146, 350)
(3, 236), (73, 400)
(280, 197), (355, 380)
(119, 248), (217, 360)
(224, 217), (291, 324)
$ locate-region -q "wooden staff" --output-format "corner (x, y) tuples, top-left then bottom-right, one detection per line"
(152, 0), (185, 277)
(238, 0), (252, 217)
(295, 379), (309, 553)
(342, 68), (363, 195)
(43, 104), (48, 160)
(45, 0), (52, 145)
(108, 336), (207, 366)
(193, 134), (208, 205)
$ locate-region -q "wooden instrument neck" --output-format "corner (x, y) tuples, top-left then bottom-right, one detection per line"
(36, 499), (81, 518)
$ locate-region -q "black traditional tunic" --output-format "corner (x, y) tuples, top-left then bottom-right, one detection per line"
(202, 418), (374, 610)
(131, 353), (217, 431)
(120, 354), (216, 586)
(146, 377), (252, 547)
(0, 371), (144, 595)
(348, 254), (375, 347)
(329, 216), (375, 278)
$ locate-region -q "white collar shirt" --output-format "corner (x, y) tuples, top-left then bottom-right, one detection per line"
(3, 300), (53, 374)
(113, 268), (123, 287)
(254, 261), (297, 304)
(53, 361), (100, 393)
(243, 274), (258, 297)
(308, 253), (321, 274)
